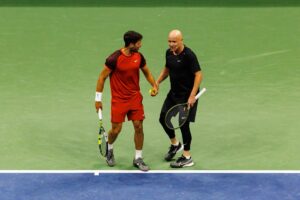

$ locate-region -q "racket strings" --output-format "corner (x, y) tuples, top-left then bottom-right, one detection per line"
(165, 104), (189, 130)
(98, 125), (108, 157)
(178, 105), (189, 125)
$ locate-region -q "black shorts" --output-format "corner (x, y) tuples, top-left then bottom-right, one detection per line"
(160, 91), (198, 122)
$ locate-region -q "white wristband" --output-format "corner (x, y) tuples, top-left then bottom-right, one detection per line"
(95, 92), (102, 102)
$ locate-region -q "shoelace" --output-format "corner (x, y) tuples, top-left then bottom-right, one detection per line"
(177, 156), (186, 162)
(136, 159), (146, 166)
(169, 144), (178, 152)
(107, 151), (113, 159)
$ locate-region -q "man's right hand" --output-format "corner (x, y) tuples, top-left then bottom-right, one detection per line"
(95, 101), (102, 112)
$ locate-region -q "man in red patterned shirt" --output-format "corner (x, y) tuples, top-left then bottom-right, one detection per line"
(95, 31), (158, 171)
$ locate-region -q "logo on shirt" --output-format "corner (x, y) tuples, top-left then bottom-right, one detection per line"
(134, 60), (138, 63)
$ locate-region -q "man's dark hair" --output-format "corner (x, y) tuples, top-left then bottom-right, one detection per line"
(123, 31), (143, 47)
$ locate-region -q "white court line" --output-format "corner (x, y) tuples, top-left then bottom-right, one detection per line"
(228, 49), (290, 63)
(1, 170), (300, 174)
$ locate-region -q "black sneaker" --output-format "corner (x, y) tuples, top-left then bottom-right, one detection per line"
(164, 142), (183, 161)
(170, 155), (194, 168)
(133, 157), (149, 172)
(106, 149), (115, 167)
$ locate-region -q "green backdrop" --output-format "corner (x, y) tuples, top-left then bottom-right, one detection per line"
(0, 1), (299, 170)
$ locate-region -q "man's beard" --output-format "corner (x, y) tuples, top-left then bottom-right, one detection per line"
(130, 46), (139, 53)
(130, 49), (138, 53)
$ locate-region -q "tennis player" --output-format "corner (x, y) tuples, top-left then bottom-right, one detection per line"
(156, 29), (203, 168)
(95, 31), (158, 171)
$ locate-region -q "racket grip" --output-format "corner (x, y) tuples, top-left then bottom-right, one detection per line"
(195, 88), (207, 100)
(98, 109), (103, 120)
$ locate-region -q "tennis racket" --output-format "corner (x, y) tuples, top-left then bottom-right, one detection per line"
(98, 109), (108, 158)
(165, 88), (207, 130)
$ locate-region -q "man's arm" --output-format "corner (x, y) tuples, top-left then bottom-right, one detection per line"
(95, 66), (111, 111)
(188, 71), (203, 107)
(156, 67), (169, 87)
(141, 65), (158, 96)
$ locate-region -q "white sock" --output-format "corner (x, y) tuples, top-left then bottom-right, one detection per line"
(108, 144), (113, 150)
(135, 150), (142, 159)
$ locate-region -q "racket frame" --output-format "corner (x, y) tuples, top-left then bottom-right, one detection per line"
(98, 109), (108, 158)
(164, 87), (207, 130)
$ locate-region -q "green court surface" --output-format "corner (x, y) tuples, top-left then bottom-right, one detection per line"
(0, 2), (299, 170)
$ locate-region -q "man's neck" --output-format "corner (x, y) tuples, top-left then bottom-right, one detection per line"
(121, 48), (132, 56)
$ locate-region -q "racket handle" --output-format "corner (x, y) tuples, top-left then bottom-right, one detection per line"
(98, 109), (103, 120)
(195, 88), (207, 100)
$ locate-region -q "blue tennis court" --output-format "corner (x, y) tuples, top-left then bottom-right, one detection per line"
(1, 172), (300, 200)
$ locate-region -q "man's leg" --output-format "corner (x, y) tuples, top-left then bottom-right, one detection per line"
(159, 112), (183, 161)
(132, 120), (149, 171)
(180, 121), (192, 158)
(106, 122), (122, 167)
(159, 112), (176, 141)
(108, 122), (122, 145)
(132, 120), (144, 152)
(170, 122), (194, 168)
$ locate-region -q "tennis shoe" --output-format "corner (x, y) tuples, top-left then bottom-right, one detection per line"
(170, 155), (194, 168)
(133, 157), (149, 172)
(106, 149), (115, 167)
(164, 142), (183, 161)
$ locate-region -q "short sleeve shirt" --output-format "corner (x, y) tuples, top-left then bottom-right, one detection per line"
(165, 46), (201, 98)
(105, 49), (146, 101)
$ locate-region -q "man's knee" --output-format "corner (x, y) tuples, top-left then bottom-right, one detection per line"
(111, 123), (122, 135)
(133, 121), (143, 134)
(159, 113), (165, 125)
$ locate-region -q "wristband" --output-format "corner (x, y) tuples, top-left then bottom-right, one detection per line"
(95, 92), (102, 102)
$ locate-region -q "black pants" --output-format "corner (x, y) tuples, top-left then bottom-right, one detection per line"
(159, 92), (198, 151)
(159, 113), (192, 151)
